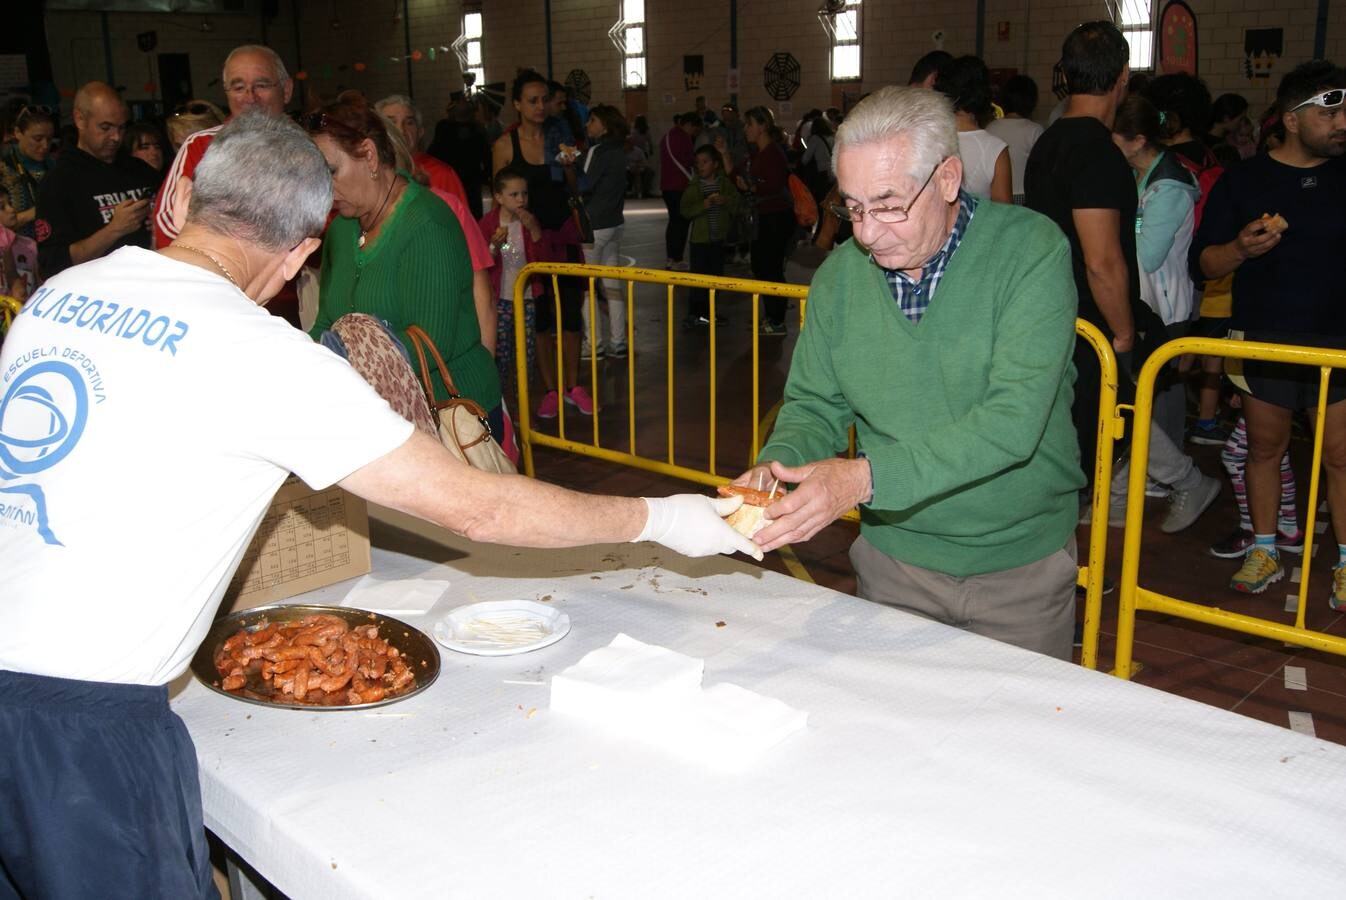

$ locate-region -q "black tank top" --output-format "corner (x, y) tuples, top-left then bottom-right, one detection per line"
(509, 129), (569, 231)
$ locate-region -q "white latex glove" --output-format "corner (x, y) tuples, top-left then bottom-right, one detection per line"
(633, 495), (764, 561)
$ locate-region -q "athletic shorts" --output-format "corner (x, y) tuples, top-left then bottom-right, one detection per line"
(534, 277), (584, 334)
(1189, 315), (1230, 340)
(0, 670), (218, 900)
(1234, 330), (1346, 410)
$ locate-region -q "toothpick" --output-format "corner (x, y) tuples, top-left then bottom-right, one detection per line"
(769, 478), (779, 500)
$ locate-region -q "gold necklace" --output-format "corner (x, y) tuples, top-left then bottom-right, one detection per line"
(175, 243), (240, 288)
(359, 174), (400, 248)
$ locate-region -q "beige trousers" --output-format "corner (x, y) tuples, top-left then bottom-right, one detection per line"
(848, 535), (1078, 661)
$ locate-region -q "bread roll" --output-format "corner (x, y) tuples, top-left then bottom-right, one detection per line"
(717, 484), (775, 538)
(1261, 213), (1289, 235)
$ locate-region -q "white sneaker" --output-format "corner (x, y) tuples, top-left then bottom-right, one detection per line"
(1160, 474), (1221, 534)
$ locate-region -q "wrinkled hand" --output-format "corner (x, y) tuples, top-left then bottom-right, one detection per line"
(633, 494), (764, 561)
(110, 198), (150, 236)
(750, 459), (872, 553)
(1236, 216), (1282, 260)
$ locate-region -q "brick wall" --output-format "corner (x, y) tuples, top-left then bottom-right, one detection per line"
(42, 0), (1346, 134)
(44, 8), (298, 115)
(980, 0), (1341, 123)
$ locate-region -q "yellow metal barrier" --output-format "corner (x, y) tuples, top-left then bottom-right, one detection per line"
(510, 264), (1119, 669)
(1075, 319), (1122, 671)
(512, 262), (808, 487)
(1113, 336), (1346, 679)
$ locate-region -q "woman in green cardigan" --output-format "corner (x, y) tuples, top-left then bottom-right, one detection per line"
(305, 94), (503, 434)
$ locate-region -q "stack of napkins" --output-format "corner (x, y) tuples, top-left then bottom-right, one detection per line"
(341, 574), (450, 615)
(551, 634), (807, 771)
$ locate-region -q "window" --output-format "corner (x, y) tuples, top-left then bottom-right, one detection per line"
(622, 0), (646, 89)
(828, 1), (862, 82)
(462, 7), (484, 89)
(1117, 0), (1153, 72)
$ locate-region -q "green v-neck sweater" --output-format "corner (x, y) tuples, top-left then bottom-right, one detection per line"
(311, 178), (501, 413)
(760, 201), (1085, 577)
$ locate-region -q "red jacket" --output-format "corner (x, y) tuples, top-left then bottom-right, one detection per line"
(477, 206), (548, 301)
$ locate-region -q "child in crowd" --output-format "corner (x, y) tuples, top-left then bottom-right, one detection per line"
(679, 145), (741, 327)
(479, 167), (546, 392)
(0, 196), (27, 339)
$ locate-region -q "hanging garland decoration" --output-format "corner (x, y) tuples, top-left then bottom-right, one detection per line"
(60, 45), (490, 99)
(565, 69), (592, 105)
(763, 52), (800, 102)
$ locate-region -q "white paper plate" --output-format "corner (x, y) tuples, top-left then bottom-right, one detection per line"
(432, 600), (571, 656)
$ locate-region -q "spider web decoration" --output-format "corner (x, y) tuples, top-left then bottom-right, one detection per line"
(565, 69), (592, 105)
(763, 52), (801, 101)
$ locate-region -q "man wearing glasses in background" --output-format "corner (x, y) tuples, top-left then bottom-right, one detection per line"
(732, 85), (1085, 660)
(1192, 61), (1346, 602)
(152, 44), (292, 251)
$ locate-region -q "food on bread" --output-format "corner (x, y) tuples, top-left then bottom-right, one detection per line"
(1260, 212), (1290, 235)
(717, 484), (775, 539)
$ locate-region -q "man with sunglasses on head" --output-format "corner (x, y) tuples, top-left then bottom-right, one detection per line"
(1191, 61), (1346, 602)
(34, 82), (159, 278)
(731, 85), (1084, 660)
(152, 44), (293, 251)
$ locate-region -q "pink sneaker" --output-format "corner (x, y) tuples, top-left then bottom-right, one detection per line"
(536, 390), (559, 419)
(564, 385), (594, 415)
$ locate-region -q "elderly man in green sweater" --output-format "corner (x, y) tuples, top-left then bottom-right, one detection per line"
(737, 86), (1085, 660)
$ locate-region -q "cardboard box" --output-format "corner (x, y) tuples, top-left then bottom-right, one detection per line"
(223, 475), (371, 614)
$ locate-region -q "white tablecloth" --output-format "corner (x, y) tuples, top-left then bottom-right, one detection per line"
(173, 537), (1346, 898)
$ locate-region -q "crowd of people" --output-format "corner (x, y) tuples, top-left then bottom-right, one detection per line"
(1, 32), (1342, 605)
(3, 20), (1346, 894)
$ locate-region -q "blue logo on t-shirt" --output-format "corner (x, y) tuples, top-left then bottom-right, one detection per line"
(0, 360), (89, 545)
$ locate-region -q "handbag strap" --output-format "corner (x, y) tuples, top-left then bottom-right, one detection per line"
(404, 324), (494, 425)
(404, 325), (458, 399)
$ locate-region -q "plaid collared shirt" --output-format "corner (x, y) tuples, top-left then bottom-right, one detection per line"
(880, 191), (978, 324)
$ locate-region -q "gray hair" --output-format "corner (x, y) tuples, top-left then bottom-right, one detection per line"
(374, 94), (422, 129)
(187, 111), (331, 251)
(833, 86), (959, 179)
(222, 44), (290, 86)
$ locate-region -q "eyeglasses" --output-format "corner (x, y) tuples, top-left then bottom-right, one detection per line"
(173, 101), (214, 117)
(302, 111), (369, 143)
(225, 79), (281, 96)
(829, 159), (945, 224)
(15, 104), (55, 127)
(1291, 89), (1346, 112)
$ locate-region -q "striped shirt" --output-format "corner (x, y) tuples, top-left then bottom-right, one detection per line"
(881, 191), (977, 324)
(698, 176), (724, 241)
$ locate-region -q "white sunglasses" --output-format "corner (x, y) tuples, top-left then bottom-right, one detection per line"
(1291, 88), (1346, 112)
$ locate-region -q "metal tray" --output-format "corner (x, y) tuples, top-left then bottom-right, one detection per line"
(191, 604), (440, 710)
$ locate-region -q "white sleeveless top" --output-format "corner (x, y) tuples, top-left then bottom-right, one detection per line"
(956, 129), (1008, 200)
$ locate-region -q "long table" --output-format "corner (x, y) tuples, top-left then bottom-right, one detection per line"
(172, 528), (1346, 898)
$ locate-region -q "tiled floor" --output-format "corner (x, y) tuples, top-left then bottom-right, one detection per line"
(516, 196), (1346, 747)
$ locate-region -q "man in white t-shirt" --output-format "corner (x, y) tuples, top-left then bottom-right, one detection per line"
(0, 113), (758, 899)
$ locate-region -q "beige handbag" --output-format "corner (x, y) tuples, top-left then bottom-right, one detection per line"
(405, 325), (515, 474)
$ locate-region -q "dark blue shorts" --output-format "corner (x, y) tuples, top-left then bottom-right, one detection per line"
(0, 670), (218, 900)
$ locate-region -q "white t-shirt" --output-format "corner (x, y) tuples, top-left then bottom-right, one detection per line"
(955, 129), (1008, 200)
(0, 247), (415, 684)
(986, 116), (1045, 198)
